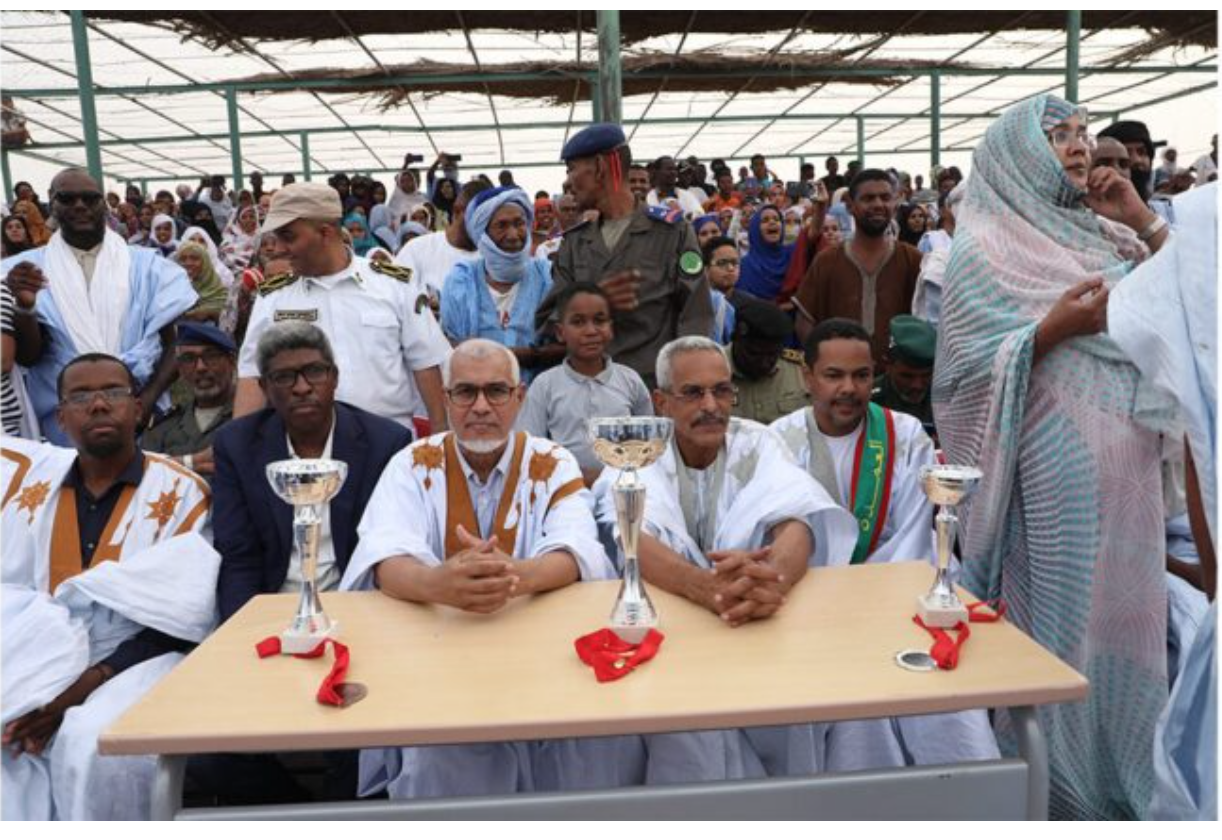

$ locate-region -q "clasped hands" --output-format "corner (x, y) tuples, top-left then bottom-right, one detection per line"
(431, 524), (521, 614)
(704, 546), (788, 628)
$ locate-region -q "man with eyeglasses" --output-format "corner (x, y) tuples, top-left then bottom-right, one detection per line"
(1, 352), (216, 819)
(197, 321), (411, 805)
(0, 168), (198, 445)
(142, 323), (237, 479)
(592, 335), (855, 785)
(341, 338), (634, 800)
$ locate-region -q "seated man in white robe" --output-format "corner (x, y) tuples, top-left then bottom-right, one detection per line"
(341, 338), (642, 798)
(593, 335), (858, 783)
(771, 318), (999, 770)
(1, 353), (217, 820)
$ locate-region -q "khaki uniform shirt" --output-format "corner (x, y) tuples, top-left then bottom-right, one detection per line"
(541, 206), (713, 386)
(728, 346), (810, 426)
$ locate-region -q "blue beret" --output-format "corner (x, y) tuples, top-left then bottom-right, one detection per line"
(175, 322), (236, 354)
(561, 123), (626, 161)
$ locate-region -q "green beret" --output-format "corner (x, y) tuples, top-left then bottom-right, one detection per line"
(888, 315), (936, 366)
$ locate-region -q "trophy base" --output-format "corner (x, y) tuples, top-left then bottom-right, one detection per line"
(609, 623), (655, 645)
(280, 620), (339, 654)
(916, 594), (968, 628)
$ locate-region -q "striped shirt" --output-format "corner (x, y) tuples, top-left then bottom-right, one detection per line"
(1, 285), (23, 435)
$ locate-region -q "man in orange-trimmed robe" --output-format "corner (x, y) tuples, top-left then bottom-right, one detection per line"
(342, 338), (641, 799)
(1, 353), (215, 820)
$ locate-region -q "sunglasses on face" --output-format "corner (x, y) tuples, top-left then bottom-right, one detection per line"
(54, 191), (105, 207)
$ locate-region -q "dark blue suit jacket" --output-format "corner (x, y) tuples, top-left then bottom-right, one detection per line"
(212, 401), (412, 622)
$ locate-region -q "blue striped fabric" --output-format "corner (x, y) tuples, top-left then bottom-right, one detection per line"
(933, 95), (1169, 819)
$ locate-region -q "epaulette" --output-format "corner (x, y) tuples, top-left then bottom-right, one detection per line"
(781, 348), (805, 365)
(257, 272), (299, 297)
(369, 261), (414, 284)
(644, 204), (683, 224)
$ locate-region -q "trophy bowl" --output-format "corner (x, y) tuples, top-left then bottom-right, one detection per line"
(919, 465), (982, 507)
(589, 417), (673, 471)
(267, 458), (348, 506)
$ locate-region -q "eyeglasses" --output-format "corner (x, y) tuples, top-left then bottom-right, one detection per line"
(711, 258), (740, 270)
(446, 383), (516, 407)
(264, 362), (334, 389)
(176, 348), (232, 367)
(1047, 127), (1096, 151)
(60, 387), (134, 408)
(666, 384), (739, 405)
(53, 191), (105, 207)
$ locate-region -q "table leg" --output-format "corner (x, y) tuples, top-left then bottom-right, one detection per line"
(151, 755), (186, 821)
(1009, 705), (1048, 820)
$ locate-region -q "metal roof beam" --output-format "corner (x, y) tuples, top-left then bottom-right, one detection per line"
(6, 64), (1213, 100)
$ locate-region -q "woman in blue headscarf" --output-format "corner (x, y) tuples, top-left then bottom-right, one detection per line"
(735, 204), (793, 302)
(692, 213), (723, 249)
(934, 94), (1172, 820)
(439, 186), (554, 381)
(343, 211), (380, 257)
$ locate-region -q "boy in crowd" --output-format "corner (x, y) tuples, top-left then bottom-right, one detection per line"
(517, 283), (652, 485)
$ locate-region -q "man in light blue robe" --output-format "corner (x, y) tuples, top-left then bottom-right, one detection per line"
(0, 169), (196, 444)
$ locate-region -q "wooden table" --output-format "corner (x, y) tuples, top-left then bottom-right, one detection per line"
(102, 561), (1088, 820)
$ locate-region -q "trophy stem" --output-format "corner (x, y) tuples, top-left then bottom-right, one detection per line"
(918, 504), (969, 628)
(610, 468), (658, 643)
(285, 502), (336, 650)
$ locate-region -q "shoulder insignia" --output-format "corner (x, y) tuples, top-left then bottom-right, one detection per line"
(257, 272), (299, 297)
(414, 293), (431, 314)
(370, 261), (414, 283)
(644, 204), (683, 224)
(781, 348), (805, 365)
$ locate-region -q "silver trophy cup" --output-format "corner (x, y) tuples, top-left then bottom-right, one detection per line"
(589, 417), (673, 643)
(917, 464), (983, 628)
(267, 458), (348, 653)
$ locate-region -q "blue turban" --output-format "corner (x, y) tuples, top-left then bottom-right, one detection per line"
(464, 186), (535, 284)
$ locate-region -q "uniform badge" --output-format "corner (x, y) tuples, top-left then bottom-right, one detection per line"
(273, 309), (319, 323)
(679, 250), (704, 276)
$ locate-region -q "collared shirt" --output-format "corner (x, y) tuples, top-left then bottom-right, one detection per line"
(727, 346), (810, 427)
(142, 395), (234, 459)
(239, 254), (450, 428)
(65, 240), (104, 287)
(281, 416), (340, 593)
(62, 449), (193, 676)
(455, 438), (516, 537)
(62, 450), (146, 567)
(516, 357), (653, 473)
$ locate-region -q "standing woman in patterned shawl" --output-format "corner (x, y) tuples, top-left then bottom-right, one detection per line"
(933, 94), (1171, 820)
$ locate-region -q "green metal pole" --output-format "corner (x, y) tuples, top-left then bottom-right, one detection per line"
(226, 87), (243, 190)
(69, 10), (104, 185)
(596, 10), (622, 124)
(140, 179), (148, 196)
(1066, 10), (1082, 103)
(930, 72), (942, 171)
(856, 116), (865, 167)
(1, 148), (12, 202)
(300, 132), (311, 181)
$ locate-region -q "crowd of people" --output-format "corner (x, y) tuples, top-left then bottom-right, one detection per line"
(0, 97), (1216, 821)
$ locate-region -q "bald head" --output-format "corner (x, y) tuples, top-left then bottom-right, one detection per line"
(1091, 137), (1131, 177)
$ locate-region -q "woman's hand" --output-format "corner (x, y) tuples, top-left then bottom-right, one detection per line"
(1084, 167), (1154, 232)
(1034, 278), (1109, 361)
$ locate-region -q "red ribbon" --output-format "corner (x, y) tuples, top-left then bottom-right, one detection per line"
(912, 599), (1006, 670)
(574, 628), (664, 682)
(256, 636), (352, 707)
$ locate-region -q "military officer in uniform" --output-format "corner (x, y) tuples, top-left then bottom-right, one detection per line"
(232, 182), (450, 436)
(537, 123), (713, 387)
(726, 296), (809, 425)
(142, 322), (236, 479)
(872, 314), (936, 437)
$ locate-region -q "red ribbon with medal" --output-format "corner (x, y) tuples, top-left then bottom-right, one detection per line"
(912, 600), (1006, 670)
(256, 636), (355, 707)
(574, 629), (665, 682)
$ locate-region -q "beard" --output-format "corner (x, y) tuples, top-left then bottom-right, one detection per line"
(855, 215), (890, 237)
(458, 436), (508, 454)
(1130, 166), (1152, 202)
(81, 433), (126, 460)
